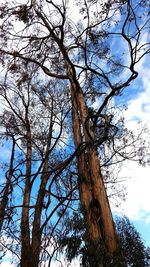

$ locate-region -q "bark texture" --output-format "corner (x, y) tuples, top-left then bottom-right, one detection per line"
(20, 114), (32, 267)
(67, 62), (117, 266)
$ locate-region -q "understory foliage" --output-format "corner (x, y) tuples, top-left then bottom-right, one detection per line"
(0, 0), (149, 266)
(115, 216), (150, 267)
(59, 211), (150, 267)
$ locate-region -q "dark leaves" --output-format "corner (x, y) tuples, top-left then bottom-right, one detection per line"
(12, 5), (33, 24)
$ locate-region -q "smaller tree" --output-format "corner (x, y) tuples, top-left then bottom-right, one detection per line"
(115, 216), (150, 267)
(58, 211), (150, 267)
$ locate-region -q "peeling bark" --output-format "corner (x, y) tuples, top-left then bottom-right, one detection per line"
(20, 117), (32, 267)
(67, 63), (117, 266)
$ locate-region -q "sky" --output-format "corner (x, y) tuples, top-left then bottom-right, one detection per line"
(112, 56), (150, 246)
(0, 0), (150, 266)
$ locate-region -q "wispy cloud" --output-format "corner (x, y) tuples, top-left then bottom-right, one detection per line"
(112, 52), (150, 231)
(118, 162), (150, 220)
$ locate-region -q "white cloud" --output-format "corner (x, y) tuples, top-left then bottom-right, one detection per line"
(1, 250), (16, 267)
(1, 263), (15, 267)
(112, 53), (150, 224)
(114, 161), (150, 220)
(125, 67), (150, 128)
(145, 216), (150, 225)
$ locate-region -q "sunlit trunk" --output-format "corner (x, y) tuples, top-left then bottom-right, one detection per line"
(67, 63), (117, 266)
(31, 119), (52, 267)
(20, 119), (32, 267)
(31, 166), (49, 267)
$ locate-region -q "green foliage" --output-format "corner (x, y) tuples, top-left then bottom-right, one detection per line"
(115, 216), (150, 267)
(59, 211), (150, 266)
(59, 209), (111, 266)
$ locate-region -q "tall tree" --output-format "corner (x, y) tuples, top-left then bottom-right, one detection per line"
(0, 0), (149, 266)
(0, 64), (76, 266)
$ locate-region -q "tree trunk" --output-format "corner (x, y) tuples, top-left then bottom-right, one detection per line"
(31, 120), (53, 267)
(31, 169), (49, 267)
(20, 180), (32, 267)
(67, 63), (117, 266)
(20, 120), (32, 267)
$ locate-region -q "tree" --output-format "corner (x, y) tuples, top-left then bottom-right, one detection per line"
(0, 0), (149, 266)
(115, 216), (150, 267)
(58, 212), (150, 267)
(0, 64), (77, 267)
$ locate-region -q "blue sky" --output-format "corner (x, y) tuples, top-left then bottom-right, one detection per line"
(111, 53), (150, 247)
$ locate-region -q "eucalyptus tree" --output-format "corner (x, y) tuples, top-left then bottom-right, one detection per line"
(0, 0), (149, 266)
(0, 63), (76, 267)
(58, 213), (150, 267)
(115, 216), (150, 267)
